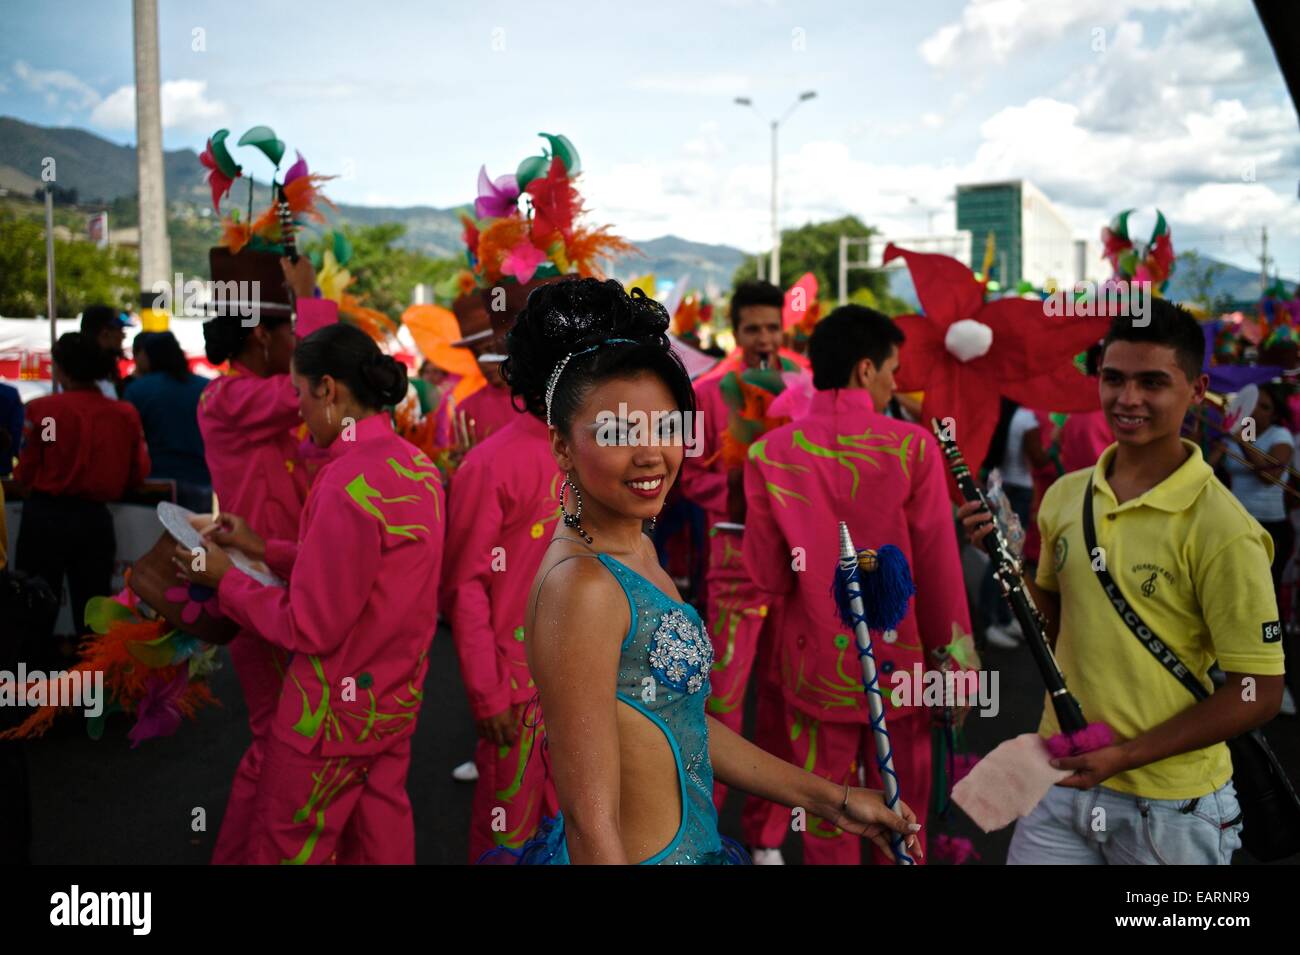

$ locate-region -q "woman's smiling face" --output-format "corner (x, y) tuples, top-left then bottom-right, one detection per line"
(556, 371), (685, 523)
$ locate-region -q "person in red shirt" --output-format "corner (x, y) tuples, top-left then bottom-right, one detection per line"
(14, 332), (150, 636)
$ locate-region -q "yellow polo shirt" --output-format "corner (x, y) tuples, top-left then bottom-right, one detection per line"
(1035, 439), (1285, 799)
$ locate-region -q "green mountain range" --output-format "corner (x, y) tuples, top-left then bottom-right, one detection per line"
(1, 115), (1287, 307)
(0, 116), (748, 283)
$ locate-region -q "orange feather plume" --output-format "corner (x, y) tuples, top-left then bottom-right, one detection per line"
(475, 217), (530, 285)
(220, 219), (254, 255)
(566, 224), (637, 279)
(0, 616), (220, 741)
(339, 295), (398, 343)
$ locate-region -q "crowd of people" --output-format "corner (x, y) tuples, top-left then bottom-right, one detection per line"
(0, 257), (1293, 866)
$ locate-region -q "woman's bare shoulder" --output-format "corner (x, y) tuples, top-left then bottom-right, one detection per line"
(529, 543), (630, 652)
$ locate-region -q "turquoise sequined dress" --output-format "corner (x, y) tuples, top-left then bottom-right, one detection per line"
(508, 552), (748, 865)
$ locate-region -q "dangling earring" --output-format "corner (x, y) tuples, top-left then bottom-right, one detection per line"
(263, 343), (270, 365)
(326, 404), (334, 427)
(647, 513), (658, 535)
(560, 473), (592, 545)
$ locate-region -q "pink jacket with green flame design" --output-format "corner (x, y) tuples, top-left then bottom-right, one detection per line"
(197, 298), (339, 542)
(440, 413), (563, 720)
(742, 388), (973, 724)
(218, 413), (446, 756)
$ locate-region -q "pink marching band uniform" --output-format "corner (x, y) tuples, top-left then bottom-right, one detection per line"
(742, 388), (975, 865)
(196, 296), (338, 864)
(452, 381), (518, 445)
(678, 366), (790, 841)
(217, 413), (446, 864)
(1058, 408), (1113, 474)
(440, 412), (564, 861)
(1023, 409), (1058, 565)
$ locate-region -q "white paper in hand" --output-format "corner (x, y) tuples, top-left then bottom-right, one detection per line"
(156, 502), (284, 588)
(951, 733), (1071, 833)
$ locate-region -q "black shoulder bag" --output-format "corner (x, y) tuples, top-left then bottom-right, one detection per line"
(1083, 480), (1300, 862)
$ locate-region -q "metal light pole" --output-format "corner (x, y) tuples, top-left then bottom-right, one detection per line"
(45, 185), (57, 362)
(735, 91), (816, 288)
(908, 196), (938, 234)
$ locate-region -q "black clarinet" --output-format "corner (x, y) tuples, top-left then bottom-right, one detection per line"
(276, 183), (298, 263)
(931, 419), (1087, 734)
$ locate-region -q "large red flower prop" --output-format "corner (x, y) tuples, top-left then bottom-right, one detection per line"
(885, 244), (1112, 501)
(525, 156), (578, 247)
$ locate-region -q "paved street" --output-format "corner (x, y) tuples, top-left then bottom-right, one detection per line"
(22, 617), (1300, 865)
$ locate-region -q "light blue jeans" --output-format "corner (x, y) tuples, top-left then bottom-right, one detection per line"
(1007, 780), (1243, 864)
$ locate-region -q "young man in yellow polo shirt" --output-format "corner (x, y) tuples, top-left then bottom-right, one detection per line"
(961, 299), (1285, 864)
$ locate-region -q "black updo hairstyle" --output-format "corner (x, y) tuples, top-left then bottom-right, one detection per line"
(502, 276), (696, 433)
(52, 332), (114, 384)
(202, 313), (292, 365)
(293, 323), (409, 409)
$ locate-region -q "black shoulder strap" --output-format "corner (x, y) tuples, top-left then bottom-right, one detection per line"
(1082, 479), (1210, 703)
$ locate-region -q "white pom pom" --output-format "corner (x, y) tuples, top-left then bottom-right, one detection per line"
(944, 319), (994, 363)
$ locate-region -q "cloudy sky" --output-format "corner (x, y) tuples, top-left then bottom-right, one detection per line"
(2, 0), (1297, 276)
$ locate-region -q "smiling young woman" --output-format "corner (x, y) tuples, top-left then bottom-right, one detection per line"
(490, 276), (921, 865)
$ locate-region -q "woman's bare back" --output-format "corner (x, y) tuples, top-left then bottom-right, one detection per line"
(524, 530), (688, 862)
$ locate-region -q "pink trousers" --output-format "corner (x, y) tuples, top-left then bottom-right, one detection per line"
(783, 705), (931, 865)
(467, 709), (558, 863)
(252, 735), (415, 865)
(211, 633), (286, 864)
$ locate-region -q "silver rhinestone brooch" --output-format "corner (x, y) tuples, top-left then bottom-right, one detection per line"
(648, 608), (712, 695)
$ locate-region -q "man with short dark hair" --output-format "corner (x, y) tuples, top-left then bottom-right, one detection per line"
(961, 298), (1285, 864)
(744, 304), (974, 864)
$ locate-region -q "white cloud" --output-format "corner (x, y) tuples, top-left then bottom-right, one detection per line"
(582, 71), (1299, 276)
(1165, 182), (1300, 235)
(583, 136), (965, 252)
(88, 86), (134, 129)
(89, 79), (229, 133)
(919, 0), (1196, 69)
(682, 121), (726, 159)
(951, 92), (1300, 258)
(12, 60), (100, 109)
(898, 0), (1299, 272)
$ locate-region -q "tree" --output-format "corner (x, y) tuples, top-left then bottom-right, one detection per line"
(0, 208), (137, 317)
(731, 215), (909, 315)
(1176, 250), (1232, 314)
(303, 223), (462, 320)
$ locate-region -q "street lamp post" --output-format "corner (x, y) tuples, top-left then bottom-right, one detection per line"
(735, 90), (816, 287)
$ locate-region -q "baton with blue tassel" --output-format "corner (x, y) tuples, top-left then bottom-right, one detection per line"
(832, 522), (917, 865)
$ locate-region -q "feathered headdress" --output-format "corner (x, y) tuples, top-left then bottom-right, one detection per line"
(462, 133), (635, 287)
(1101, 209), (1175, 294)
(202, 125), (334, 256)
